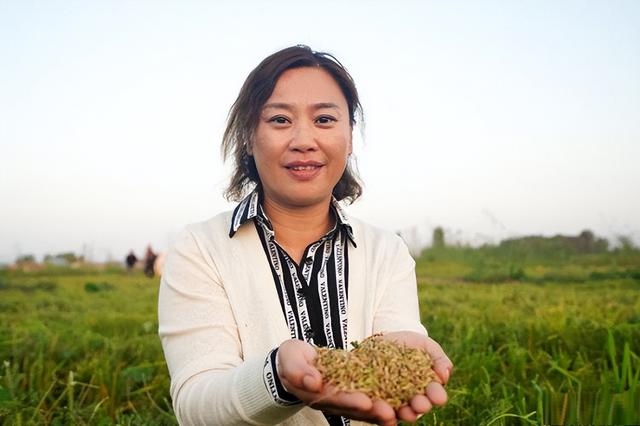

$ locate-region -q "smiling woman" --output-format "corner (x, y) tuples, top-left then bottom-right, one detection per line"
(158, 45), (452, 426)
(222, 46), (363, 205)
(250, 68), (353, 225)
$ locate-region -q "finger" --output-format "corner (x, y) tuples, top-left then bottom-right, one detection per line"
(425, 382), (448, 406)
(278, 342), (321, 390)
(425, 338), (453, 384)
(370, 398), (396, 424)
(432, 354), (453, 385)
(281, 366), (323, 393)
(332, 390), (373, 412)
(299, 343), (319, 364)
(320, 408), (388, 426)
(396, 404), (418, 422)
(308, 393), (394, 425)
(410, 394), (432, 414)
(300, 388), (373, 413)
(301, 371), (323, 392)
(433, 362), (452, 385)
(280, 373), (321, 400)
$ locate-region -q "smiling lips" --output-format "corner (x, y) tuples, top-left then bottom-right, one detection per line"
(285, 161), (324, 181)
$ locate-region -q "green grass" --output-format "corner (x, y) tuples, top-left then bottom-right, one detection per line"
(0, 272), (173, 425)
(1, 248), (639, 425)
(415, 280), (639, 425)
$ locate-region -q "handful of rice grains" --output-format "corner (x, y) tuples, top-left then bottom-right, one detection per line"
(314, 335), (438, 409)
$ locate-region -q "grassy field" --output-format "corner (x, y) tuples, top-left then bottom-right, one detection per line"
(1, 247), (639, 425)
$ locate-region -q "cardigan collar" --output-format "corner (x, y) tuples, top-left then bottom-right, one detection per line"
(228, 189), (356, 247)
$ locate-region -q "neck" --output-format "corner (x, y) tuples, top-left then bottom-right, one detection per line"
(262, 196), (335, 245)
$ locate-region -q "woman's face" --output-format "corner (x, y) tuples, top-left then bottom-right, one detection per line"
(250, 67), (352, 210)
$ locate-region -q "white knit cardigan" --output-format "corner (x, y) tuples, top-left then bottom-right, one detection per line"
(158, 210), (427, 425)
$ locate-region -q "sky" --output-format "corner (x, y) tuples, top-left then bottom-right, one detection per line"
(1, 0), (639, 262)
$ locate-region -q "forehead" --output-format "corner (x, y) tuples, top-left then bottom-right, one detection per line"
(267, 67), (347, 107)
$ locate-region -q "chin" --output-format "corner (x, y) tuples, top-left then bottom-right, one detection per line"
(281, 190), (331, 208)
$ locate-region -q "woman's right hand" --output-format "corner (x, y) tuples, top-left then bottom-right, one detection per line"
(276, 339), (399, 426)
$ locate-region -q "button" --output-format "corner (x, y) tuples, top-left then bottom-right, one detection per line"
(304, 328), (314, 339)
(305, 257), (313, 265)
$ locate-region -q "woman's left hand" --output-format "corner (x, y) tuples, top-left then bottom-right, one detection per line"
(380, 331), (453, 423)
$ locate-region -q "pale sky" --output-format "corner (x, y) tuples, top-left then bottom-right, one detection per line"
(1, 0), (639, 262)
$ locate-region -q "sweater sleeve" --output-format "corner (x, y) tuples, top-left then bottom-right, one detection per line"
(158, 228), (303, 425)
(371, 235), (428, 337)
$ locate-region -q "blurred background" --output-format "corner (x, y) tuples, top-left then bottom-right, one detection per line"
(2, 0), (638, 264)
(2, 2), (640, 425)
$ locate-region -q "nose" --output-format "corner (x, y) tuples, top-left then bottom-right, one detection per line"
(289, 121), (318, 152)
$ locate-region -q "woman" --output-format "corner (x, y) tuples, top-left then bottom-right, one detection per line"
(158, 45), (453, 426)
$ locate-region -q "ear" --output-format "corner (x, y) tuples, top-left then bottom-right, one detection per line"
(347, 134), (353, 156)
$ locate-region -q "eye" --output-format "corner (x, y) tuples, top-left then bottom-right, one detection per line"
(315, 116), (337, 125)
(268, 116), (291, 125)
(267, 115), (291, 125)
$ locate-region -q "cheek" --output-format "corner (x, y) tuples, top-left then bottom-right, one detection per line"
(336, 127), (352, 153)
(329, 133), (352, 158)
(251, 142), (281, 178)
(252, 152), (270, 177)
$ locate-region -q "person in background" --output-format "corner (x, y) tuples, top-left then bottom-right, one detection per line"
(125, 250), (138, 272)
(144, 245), (157, 278)
(158, 45), (453, 425)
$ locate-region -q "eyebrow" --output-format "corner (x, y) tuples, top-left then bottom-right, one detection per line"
(262, 102), (341, 111)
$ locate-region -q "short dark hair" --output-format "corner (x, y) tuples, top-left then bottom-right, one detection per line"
(221, 45), (364, 203)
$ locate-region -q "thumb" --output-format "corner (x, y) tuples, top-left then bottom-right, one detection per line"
(425, 338), (453, 385)
(278, 340), (322, 392)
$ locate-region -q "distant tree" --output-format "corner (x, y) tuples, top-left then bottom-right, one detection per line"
(42, 252), (84, 265)
(432, 227), (445, 249)
(577, 230), (594, 249)
(617, 235), (637, 251)
(498, 229), (609, 260)
(56, 252), (82, 263)
(576, 229), (608, 253)
(16, 254), (36, 264)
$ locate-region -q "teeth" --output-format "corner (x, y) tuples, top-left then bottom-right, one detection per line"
(291, 166), (318, 171)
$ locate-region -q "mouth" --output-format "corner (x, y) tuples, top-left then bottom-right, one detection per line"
(284, 162), (324, 181)
(286, 165), (323, 171)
